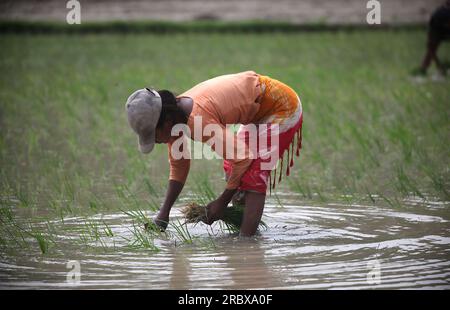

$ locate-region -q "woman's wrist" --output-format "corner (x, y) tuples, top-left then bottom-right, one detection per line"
(218, 189), (237, 206)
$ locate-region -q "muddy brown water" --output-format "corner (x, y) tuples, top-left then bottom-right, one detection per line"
(0, 193), (449, 289)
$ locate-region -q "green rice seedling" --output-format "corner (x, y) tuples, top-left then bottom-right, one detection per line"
(63, 175), (76, 203)
(145, 196), (160, 213)
(181, 202), (267, 234)
(78, 219), (114, 251)
(423, 168), (449, 201)
(81, 220), (100, 241)
(347, 122), (379, 168)
(379, 193), (403, 209)
(192, 174), (217, 206)
(396, 165), (425, 199)
(78, 231), (90, 247)
(115, 182), (158, 213)
(169, 219), (193, 244)
(15, 184), (30, 208)
(78, 219), (107, 247)
(125, 222), (160, 252)
(416, 150), (449, 201)
(95, 234), (111, 252)
(364, 186), (377, 204)
(0, 204), (14, 222)
(24, 222), (55, 255)
(48, 198), (70, 223)
(121, 207), (151, 226)
(274, 193), (284, 208)
(0, 209), (38, 249)
(340, 193), (353, 206)
(0, 220), (25, 248)
(102, 221), (114, 237)
(315, 189), (327, 203)
(288, 177), (313, 199)
(45, 220), (58, 238)
(33, 230), (49, 254)
(88, 200), (99, 212)
(144, 178), (158, 197)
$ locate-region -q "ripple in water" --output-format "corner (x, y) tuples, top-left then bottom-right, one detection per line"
(0, 198), (449, 289)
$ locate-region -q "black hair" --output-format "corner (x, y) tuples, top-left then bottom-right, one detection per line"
(156, 90), (188, 128)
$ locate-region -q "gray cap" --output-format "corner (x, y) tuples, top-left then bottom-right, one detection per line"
(125, 88), (162, 154)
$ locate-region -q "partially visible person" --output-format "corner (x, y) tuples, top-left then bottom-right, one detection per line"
(413, 0), (450, 75)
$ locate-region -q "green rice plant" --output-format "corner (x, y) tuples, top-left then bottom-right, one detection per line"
(115, 182), (160, 213)
(33, 230), (49, 254)
(273, 193), (284, 208)
(144, 178), (158, 197)
(315, 188), (328, 203)
(145, 196), (161, 213)
(169, 219), (194, 244)
(0, 219), (27, 249)
(20, 221), (56, 254)
(102, 221), (114, 237)
(15, 184), (31, 208)
(63, 175), (76, 203)
(48, 197), (71, 223)
(340, 193), (354, 206)
(364, 186), (377, 204)
(88, 200), (99, 212)
(121, 207), (151, 226)
(288, 177), (313, 199)
(45, 220), (58, 237)
(421, 164), (449, 201)
(124, 222), (160, 252)
(77, 219), (116, 251)
(395, 165), (425, 199)
(0, 204), (14, 222)
(83, 219), (101, 241)
(0, 208), (44, 250)
(192, 174), (217, 206)
(347, 122), (380, 168)
(379, 192), (403, 209)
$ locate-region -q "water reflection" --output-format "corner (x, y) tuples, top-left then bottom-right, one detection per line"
(224, 239), (281, 289)
(166, 237), (282, 289)
(168, 247), (191, 289)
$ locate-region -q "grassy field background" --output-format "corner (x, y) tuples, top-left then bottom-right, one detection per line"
(0, 29), (449, 252)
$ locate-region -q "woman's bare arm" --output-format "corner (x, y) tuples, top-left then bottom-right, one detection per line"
(153, 179), (184, 230)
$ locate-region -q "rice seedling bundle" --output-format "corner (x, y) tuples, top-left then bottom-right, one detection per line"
(181, 202), (267, 232)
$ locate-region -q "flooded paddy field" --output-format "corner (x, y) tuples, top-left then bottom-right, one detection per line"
(0, 31), (449, 289)
(1, 194), (449, 289)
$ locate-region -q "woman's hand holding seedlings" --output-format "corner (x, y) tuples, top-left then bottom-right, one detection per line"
(204, 198), (227, 225)
(203, 189), (237, 225)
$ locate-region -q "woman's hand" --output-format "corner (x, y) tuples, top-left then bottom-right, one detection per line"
(152, 212), (169, 231)
(203, 198), (228, 225)
(202, 189), (237, 225)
